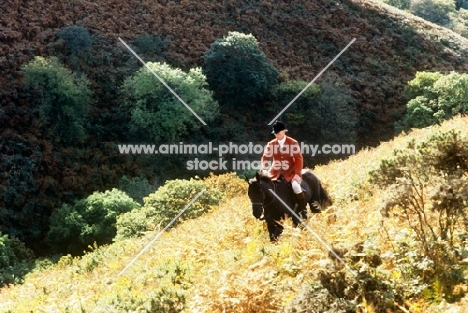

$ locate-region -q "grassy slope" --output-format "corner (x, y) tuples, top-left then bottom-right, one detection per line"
(1, 115), (467, 312)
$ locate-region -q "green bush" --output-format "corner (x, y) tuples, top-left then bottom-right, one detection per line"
(115, 178), (222, 240)
(396, 71), (468, 132)
(267, 79), (358, 145)
(46, 189), (140, 255)
(369, 130), (468, 301)
(268, 80), (322, 140)
(318, 79), (359, 144)
(121, 62), (218, 142)
(0, 137), (46, 245)
(118, 175), (158, 205)
(57, 26), (93, 52)
(21, 56), (92, 142)
(0, 233), (17, 269)
(203, 172), (248, 199)
(202, 31), (278, 110)
(0, 233), (36, 287)
(133, 32), (170, 61)
(382, 0), (411, 10)
(410, 0), (456, 25)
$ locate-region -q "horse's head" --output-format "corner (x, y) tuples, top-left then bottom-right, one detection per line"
(248, 176), (264, 219)
(247, 170), (274, 219)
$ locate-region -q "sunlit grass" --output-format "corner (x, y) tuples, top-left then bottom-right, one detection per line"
(1, 116), (467, 312)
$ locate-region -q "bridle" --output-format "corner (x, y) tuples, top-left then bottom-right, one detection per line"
(251, 179), (276, 210)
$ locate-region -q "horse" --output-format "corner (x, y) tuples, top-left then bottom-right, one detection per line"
(247, 169), (332, 241)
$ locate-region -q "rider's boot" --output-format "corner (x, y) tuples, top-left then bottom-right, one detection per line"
(295, 192), (309, 219)
(310, 203), (321, 214)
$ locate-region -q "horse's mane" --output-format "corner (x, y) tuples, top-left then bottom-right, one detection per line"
(248, 170), (273, 184)
(257, 170), (273, 183)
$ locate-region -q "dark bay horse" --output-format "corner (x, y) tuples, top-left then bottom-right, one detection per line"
(247, 169), (332, 241)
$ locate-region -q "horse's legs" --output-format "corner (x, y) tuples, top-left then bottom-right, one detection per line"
(266, 216), (284, 241)
(291, 209), (302, 227)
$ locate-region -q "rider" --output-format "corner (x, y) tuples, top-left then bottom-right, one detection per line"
(261, 121), (308, 219)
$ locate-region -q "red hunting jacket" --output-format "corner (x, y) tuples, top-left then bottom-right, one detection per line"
(261, 136), (303, 182)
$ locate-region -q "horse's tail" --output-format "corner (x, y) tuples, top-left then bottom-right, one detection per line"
(319, 184), (332, 207)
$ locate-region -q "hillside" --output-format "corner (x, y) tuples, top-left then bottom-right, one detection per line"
(2, 0), (468, 137)
(1, 115), (467, 312)
(2, 0), (468, 255)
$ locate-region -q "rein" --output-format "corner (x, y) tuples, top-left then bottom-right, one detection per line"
(259, 179), (276, 209)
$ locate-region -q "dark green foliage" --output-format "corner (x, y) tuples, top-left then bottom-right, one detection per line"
(118, 175), (158, 205)
(133, 33), (170, 61)
(383, 0), (411, 9)
(0, 233), (36, 287)
(269, 80), (322, 140)
(46, 189), (140, 255)
(121, 62), (218, 142)
(115, 179), (222, 240)
(202, 31), (278, 110)
(21, 56), (92, 142)
(396, 71), (468, 132)
(0, 137), (46, 245)
(410, 0), (456, 25)
(268, 79), (358, 146)
(369, 130), (468, 301)
(0, 233), (17, 269)
(318, 79), (359, 144)
(57, 26), (93, 52)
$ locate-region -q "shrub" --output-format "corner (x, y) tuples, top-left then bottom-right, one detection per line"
(396, 71), (468, 132)
(0, 233), (36, 287)
(202, 31), (278, 110)
(268, 80), (322, 140)
(382, 0), (411, 10)
(268, 78), (358, 146)
(0, 136), (46, 245)
(133, 33), (170, 61)
(203, 172), (248, 199)
(118, 175), (158, 205)
(121, 62), (218, 142)
(57, 26), (93, 52)
(46, 189), (140, 255)
(115, 178), (222, 240)
(318, 79), (359, 144)
(21, 56), (92, 142)
(369, 130), (468, 301)
(410, 0), (456, 26)
(0, 233), (17, 269)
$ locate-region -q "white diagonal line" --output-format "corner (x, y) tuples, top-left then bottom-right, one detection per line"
(268, 189), (357, 276)
(118, 37), (207, 125)
(268, 38), (356, 125)
(117, 189), (206, 276)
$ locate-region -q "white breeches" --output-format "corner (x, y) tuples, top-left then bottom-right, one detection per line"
(292, 180), (302, 194)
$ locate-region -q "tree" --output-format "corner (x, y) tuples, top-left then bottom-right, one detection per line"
(268, 80), (322, 141)
(202, 31), (278, 110)
(410, 0), (456, 26)
(121, 62), (218, 142)
(46, 189), (140, 255)
(318, 79), (359, 144)
(57, 26), (93, 53)
(396, 71), (468, 132)
(21, 56), (92, 142)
